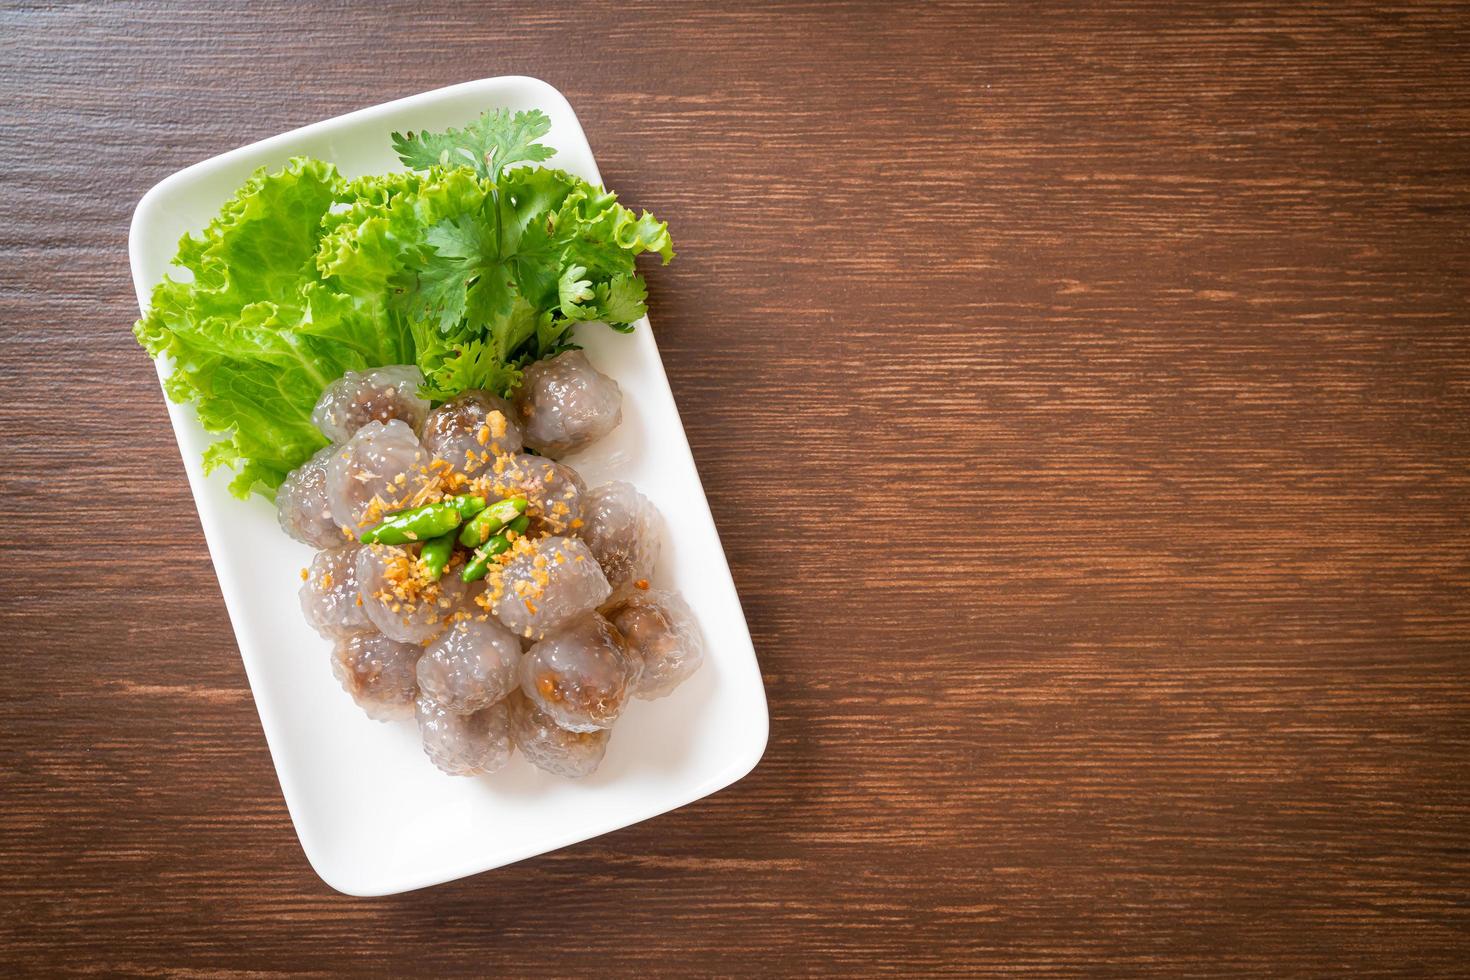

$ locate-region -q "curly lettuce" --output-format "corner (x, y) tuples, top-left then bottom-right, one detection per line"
(134, 108), (674, 499)
(134, 158), (411, 498)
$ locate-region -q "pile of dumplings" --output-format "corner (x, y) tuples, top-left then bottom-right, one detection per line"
(276, 350), (704, 778)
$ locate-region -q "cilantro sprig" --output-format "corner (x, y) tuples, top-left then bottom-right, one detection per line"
(389, 109), (673, 399)
(391, 108), (556, 180)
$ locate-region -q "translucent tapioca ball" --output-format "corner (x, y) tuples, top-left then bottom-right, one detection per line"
(514, 350), (622, 458)
(276, 443), (345, 549)
(416, 696), (513, 777)
(507, 689), (611, 779)
(580, 481), (660, 595)
(356, 544), (466, 645)
(605, 589), (705, 700)
(491, 453), (586, 536)
(421, 390), (523, 474)
(325, 419), (426, 532)
(312, 364), (429, 443)
(416, 615), (523, 713)
(330, 632), (421, 721)
(489, 536), (611, 641)
(299, 546), (373, 640)
(519, 613), (637, 732)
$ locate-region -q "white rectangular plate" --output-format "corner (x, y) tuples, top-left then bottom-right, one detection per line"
(128, 77), (768, 896)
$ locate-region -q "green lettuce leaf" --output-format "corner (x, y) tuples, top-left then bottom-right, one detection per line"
(135, 158), (406, 498)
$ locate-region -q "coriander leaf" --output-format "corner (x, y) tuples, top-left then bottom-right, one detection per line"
(414, 214), (486, 332)
(392, 108), (556, 180)
(595, 273), (649, 327)
(388, 129), (482, 175)
(559, 270), (644, 325)
(534, 315), (577, 359)
(416, 209), (522, 338)
(557, 263), (594, 312)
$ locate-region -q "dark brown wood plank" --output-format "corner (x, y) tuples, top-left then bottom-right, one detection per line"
(2, 0), (1468, 974)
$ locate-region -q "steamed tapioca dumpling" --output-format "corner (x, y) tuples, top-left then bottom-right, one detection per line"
(488, 536), (611, 640)
(514, 349), (622, 457)
(276, 443), (344, 549)
(580, 481), (660, 595)
(421, 390), (523, 474)
(299, 546), (373, 640)
(491, 454), (586, 536)
(312, 364), (429, 443)
(416, 696), (513, 777)
(416, 615), (523, 713)
(356, 544), (466, 645)
(325, 419), (426, 532)
(331, 632), (421, 721)
(507, 690), (611, 779)
(605, 589), (705, 700)
(519, 612), (638, 732)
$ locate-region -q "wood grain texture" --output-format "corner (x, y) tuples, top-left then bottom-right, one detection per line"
(2, 0), (1469, 974)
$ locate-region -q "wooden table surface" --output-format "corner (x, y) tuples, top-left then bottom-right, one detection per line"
(4, 1), (1468, 975)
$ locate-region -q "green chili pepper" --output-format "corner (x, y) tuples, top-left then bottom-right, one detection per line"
(360, 502), (459, 545)
(460, 515), (530, 582)
(457, 496), (529, 548)
(418, 530), (457, 582)
(451, 494), (488, 519)
(359, 495), (485, 545)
